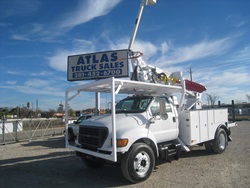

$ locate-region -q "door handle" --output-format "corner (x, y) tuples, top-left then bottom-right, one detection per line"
(173, 117), (176, 122)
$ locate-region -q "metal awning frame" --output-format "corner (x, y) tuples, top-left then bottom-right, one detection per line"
(66, 77), (183, 98)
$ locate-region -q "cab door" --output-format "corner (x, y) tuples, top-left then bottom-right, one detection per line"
(148, 97), (178, 143)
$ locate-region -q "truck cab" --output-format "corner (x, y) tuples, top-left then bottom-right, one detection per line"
(70, 95), (179, 154)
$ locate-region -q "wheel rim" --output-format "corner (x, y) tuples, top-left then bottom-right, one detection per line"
(133, 151), (150, 176)
(219, 133), (226, 150)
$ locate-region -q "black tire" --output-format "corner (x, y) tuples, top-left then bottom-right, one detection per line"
(81, 155), (105, 169)
(67, 128), (75, 142)
(212, 128), (228, 154)
(205, 141), (213, 152)
(121, 143), (155, 183)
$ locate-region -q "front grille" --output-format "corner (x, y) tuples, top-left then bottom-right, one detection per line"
(78, 126), (108, 150)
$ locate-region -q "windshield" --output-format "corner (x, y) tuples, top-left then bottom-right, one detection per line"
(75, 116), (86, 124)
(116, 96), (152, 113)
(75, 115), (92, 124)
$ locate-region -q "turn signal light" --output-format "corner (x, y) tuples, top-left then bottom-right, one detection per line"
(117, 139), (128, 147)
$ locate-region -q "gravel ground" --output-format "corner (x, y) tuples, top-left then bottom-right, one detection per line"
(0, 121), (249, 188)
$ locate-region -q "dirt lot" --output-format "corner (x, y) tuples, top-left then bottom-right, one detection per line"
(0, 121), (249, 188)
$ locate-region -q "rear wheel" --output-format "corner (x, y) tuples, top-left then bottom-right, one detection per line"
(121, 143), (155, 183)
(205, 141), (213, 152)
(212, 128), (228, 154)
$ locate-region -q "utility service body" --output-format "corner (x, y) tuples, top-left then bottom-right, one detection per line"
(67, 49), (129, 81)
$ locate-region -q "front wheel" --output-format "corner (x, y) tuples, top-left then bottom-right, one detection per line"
(212, 128), (228, 154)
(121, 143), (155, 183)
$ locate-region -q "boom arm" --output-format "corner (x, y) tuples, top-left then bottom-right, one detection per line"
(128, 0), (156, 50)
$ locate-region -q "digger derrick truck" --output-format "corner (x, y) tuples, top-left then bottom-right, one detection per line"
(65, 71), (236, 183)
(65, 0), (237, 183)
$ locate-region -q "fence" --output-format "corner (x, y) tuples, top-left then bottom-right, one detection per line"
(0, 118), (66, 145)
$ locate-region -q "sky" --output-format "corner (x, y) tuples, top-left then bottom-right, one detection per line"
(0, 0), (250, 111)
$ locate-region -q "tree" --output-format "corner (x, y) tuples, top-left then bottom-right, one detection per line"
(68, 108), (75, 117)
(10, 107), (18, 116)
(57, 103), (64, 113)
(206, 93), (219, 108)
(41, 109), (56, 118)
(18, 107), (30, 118)
(0, 107), (9, 118)
(246, 94), (250, 102)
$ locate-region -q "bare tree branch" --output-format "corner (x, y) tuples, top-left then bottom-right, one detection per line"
(206, 93), (219, 108)
(246, 94), (250, 102)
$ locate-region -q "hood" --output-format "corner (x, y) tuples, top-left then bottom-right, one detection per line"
(80, 113), (148, 127)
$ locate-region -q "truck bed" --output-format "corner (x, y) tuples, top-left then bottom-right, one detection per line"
(178, 109), (229, 146)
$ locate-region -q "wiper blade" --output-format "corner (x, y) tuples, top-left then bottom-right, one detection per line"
(116, 109), (127, 113)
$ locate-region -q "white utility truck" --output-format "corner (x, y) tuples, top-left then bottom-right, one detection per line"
(65, 0), (237, 183)
(65, 72), (236, 183)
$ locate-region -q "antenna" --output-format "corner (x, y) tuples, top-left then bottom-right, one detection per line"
(128, 0), (156, 50)
(188, 67), (193, 81)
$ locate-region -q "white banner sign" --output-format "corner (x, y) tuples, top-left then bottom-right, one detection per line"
(67, 49), (129, 81)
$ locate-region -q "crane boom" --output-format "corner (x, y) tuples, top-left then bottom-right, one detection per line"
(128, 0), (156, 50)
